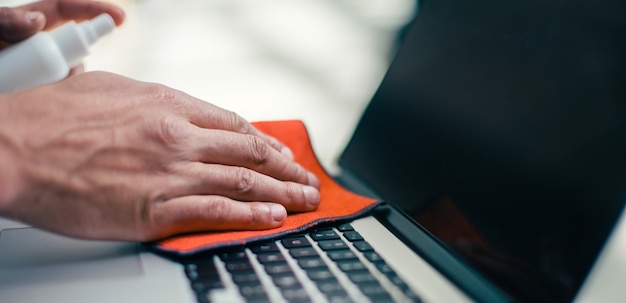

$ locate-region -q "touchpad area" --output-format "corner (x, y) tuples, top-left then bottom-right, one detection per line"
(0, 227), (143, 287)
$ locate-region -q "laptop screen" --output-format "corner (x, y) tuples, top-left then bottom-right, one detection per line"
(338, 0), (626, 302)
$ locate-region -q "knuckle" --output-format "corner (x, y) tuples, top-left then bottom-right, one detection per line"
(248, 204), (272, 227)
(226, 110), (251, 134)
(284, 183), (301, 205)
(233, 168), (256, 195)
(157, 116), (188, 146)
(286, 163), (308, 183)
(284, 183), (315, 212)
(205, 199), (267, 228)
(247, 136), (270, 165)
(247, 205), (260, 227)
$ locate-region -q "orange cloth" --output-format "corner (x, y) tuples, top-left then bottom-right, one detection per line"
(151, 120), (381, 255)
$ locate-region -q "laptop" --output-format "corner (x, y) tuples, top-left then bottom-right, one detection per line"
(1, 0), (625, 302)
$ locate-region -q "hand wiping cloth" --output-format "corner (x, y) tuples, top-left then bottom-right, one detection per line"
(151, 120), (381, 255)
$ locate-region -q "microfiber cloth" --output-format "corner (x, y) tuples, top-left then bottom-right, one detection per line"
(150, 120), (382, 256)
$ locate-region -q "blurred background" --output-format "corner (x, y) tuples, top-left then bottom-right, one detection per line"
(5, 0), (416, 172)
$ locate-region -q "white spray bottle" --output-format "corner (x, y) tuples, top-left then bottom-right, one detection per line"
(0, 13), (115, 93)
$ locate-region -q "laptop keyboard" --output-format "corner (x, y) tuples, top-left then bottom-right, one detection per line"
(182, 223), (423, 303)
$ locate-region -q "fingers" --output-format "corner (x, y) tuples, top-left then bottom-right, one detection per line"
(147, 91), (319, 187)
(178, 126), (319, 188)
(168, 162), (320, 212)
(56, 0), (125, 26)
(148, 196), (288, 238)
(159, 88), (295, 160)
(192, 106), (296, 160)
(20, 0), (125, 29)
(0, 7), (45, 42)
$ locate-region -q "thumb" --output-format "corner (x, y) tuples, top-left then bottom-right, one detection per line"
(0, 7), (45, 43)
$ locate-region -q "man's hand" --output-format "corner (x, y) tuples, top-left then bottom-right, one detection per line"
(0, 72), (321, 241)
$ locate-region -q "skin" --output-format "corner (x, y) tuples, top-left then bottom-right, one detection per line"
(0, 0), (126, 73)
(0, 0), (126, 42)
(0, 1), (321, 241)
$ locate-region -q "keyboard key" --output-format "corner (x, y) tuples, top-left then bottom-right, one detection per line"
(306, 268), (335, 281)
(363, 251), (383, 263)
(281, 236), (311, 248)
(327, 295), (354, 303)
(190, 273), (223, 285)
(238, 283), (266, 298)
(337, 223), (354, 232)
(310, 229), (340, 241)
(297, 257), (327, 269)
(342, 231), (364, 242)
(224, 260), (254, 273)
(347, 271), (377, 283)
(191, 279), (223, 293)
(250, 242), (279, 253)
(327, 249), (358, 261)
(318, 240), (349, 251)
(336, 260), (367, 272)
(184, 263), (219, 280)
(219, 250), (247, 261)
(264, 262), (293, 276)
(359, 281), (393, 300)
(231, 272), (260, 284)
(184, 260), (217, 271)
(376, 262), (396, 275)
(256, 252), (285, 264)
(289, 247), (319, 259)
(388, 273), (406, 286)
(185, 270), (200, 281)
(352, 241), (374, 252)
(184, 260), (225, 299)
(272, 274), (301, 289)
(316, 279), (347, 295)
(282, 288), (310, 302)
(366, 295), (394, 303)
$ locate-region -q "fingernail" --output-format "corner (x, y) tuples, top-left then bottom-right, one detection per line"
(281, 146), (294, 160)
(307, 172), (321, 188)
(270, 204), (287, 222)
(26, 11), (43, 23)
(303, 186), (320, 208)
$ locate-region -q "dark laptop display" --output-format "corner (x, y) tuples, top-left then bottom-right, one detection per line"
(339, 0), (626, 302)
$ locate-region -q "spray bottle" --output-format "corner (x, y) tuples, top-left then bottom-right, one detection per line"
(0, 13), (115, 93)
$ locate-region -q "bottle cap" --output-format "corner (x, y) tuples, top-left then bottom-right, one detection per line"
(83, 14), (116, 45)
(51, 13), (115, 67)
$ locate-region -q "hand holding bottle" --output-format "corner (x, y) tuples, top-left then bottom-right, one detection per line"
(0, 0), (125, 45)
(0, 0), (125, 90)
